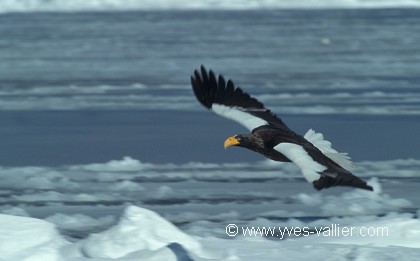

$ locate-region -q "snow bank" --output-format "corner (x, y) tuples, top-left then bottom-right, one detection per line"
(0, 206), (205, 261)
(81, 205), (205, 259)
(0, 214), (67, 261)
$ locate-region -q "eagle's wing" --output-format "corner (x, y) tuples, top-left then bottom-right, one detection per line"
(273, 129), (372, 191)
(191, 65), (290, 132)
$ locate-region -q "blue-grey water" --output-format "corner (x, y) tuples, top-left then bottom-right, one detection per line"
(0, 9), (420, 166)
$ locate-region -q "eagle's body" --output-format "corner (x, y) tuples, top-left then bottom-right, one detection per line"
(191, 65), (373, 191)
(236, 127), (294, 162)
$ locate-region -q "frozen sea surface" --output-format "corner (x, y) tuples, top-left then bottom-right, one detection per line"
(0, 157), (420, 260)
(1, 9), (420, 113)
(1, 0), (420, 12)
(0, 7), (419, 261)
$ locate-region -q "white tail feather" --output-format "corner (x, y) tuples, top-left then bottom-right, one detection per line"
(304, 129), (355, 170)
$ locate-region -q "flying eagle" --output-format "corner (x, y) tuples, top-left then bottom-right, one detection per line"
(191, 65), (373, 191)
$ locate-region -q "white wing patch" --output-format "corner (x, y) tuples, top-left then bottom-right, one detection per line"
(304, 129), (355, 170)
(212, 104), (268, 131)
(274, 143), (326, 183)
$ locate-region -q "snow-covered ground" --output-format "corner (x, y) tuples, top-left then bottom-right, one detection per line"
(1, 157), (419, 260)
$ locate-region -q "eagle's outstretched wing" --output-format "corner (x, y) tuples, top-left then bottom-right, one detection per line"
(191, 65), (290, 132)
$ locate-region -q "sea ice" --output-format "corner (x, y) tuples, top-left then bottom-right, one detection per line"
(81, 205), (204, 259)
(0, 214), (67, 261)
(1, 204), (420, 260)
(294, 178), (412, 216)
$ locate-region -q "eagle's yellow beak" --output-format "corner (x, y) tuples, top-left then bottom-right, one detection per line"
(224, 136), (240, 149)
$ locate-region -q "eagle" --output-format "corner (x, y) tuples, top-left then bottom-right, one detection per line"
(191, 65), (373, 191)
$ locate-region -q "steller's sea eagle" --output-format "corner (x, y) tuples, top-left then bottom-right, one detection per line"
(191, 65), (373, 191)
